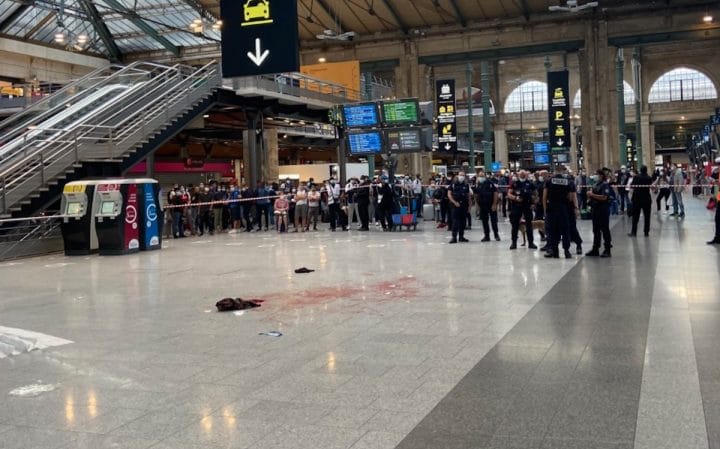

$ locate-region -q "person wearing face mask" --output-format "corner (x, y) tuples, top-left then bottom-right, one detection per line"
(448, 171), (470, 243)
(586, 168), (613, 257)
(670, 164), (686, 219)
(543, 165), (574, 259)
(355, 176), (371, 231)
(497, 171), (509, 218)
(475, 170), (500, 242)
(326, 178), (344, 231)
(508, 170), (537, 250)
(377, 176), (395, 231)
(345, 178), (359, 228)
(196, 186), (212, 236)
(707, 158), (720, 245)
(228, 185), (242, 233)
(616, 166), (630, 213)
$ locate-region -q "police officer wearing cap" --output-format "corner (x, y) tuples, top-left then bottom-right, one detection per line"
(543, 164), (575, 259)
(448, 171), (470, 244)
(708, 157), (720, 245)
(508, 170), (537, 250)
(475, 170), (501, 242)
(586, 168), (613, 257)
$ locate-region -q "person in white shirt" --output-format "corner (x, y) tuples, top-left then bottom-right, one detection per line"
(671, 165), (686, 218)
(345, 178), (359, 228)
(412, 174), (423, 216)
(294, 183), (309, 232)
(326, 179), (344, 231)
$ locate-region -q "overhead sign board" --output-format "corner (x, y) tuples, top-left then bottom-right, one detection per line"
(533, 141), (550, 154)
(436, 79), (457, 152)
(347, 131), (383, 155)
(381, 99), (420, 126)
(220, 0), (300, 77)
(385, 128), (424, 153)
(342, 103), (380, 128)
(547, 70), (571, 152)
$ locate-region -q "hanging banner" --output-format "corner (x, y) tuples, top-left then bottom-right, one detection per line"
(547, 70), (571, 152)
(436, 79), (457, 152)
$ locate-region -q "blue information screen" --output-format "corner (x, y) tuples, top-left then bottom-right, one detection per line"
(533, 142), (550, 154)
(343, 103), (379, 128)
(534, 154), (550, 165)
(348, 131), (383, 154)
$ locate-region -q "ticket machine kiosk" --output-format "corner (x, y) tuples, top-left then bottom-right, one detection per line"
(60, 180), (101, 255)
(93, 178), (161, 255)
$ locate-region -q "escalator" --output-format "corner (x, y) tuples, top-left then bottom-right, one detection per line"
(0, 61), (220, 219)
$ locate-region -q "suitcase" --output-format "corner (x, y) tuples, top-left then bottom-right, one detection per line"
(423, 204), (435, 221)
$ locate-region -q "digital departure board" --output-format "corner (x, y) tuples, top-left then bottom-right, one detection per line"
(385, 128), (422, 153)
(347, 131), (383, 154)
(342, 103), (380, 128)
(381, 99), (420, 126)
(534, 154), (550, 165)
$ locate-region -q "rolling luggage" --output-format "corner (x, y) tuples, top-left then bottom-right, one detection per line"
(423, 204), (435, 221)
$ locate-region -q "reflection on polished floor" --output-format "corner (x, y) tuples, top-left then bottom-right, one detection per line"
(0, 199), (718, 449)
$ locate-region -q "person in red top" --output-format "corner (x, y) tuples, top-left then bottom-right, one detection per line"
(274, 193), (289, 233)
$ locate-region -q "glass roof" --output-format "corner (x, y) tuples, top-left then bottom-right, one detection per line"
(0, 0), (220, 59)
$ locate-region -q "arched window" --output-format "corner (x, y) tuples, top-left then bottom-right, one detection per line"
(573, 82), (636, 108)
(648, 67), (717, 103)
(504, 81), (547, 113)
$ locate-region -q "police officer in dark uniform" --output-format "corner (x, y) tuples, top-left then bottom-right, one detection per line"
(448, 171), (470, 244)
(566, 175), (583, 254)
(543, 165), (575, 259)
(475, 170), (500, 242)
(586, 168), (613, 257)
(508, 170), (537, 250)
(629, 165), (653, 237)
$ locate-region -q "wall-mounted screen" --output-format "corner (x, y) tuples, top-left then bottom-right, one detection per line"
(66, 202), (82, 215)
(100, 201), (115, 215)
(347, 131), (383, 155)
(555, 153), (569, 163)
(381, 99), (420, 126)
(533, 142), (550, 154)
(534, 154), (551, 165)
(385, 128), (422, 153)
(342, 103), (379, 128)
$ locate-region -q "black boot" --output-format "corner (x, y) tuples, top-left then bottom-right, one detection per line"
(600, 248), (612, 258)
(576, 244), (582, 255)
(481, 235), (490, 242)
(586, 248), (600, 257)
(509, 242), (517, 250)
(494, 233), (501, 241)
(544, 251), (559, 259)
(564, 249), (572, 259)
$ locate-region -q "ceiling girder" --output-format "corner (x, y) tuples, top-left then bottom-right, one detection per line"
(380, 0), (408, 34)
(77, 0), (123, 61)
(518, 0), (531, 21)
(102, 0), (180, 56)
(23, 11), (55, 39)
(448, 0), (467, 27)
(315, 0), (352, 33)
(177, 0), (217, 21)
(0, 4), (30, 33)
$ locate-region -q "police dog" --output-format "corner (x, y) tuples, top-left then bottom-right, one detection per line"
(519, 220), (546, 246)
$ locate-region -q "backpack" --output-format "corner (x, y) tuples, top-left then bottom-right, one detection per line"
(432, 188), (444, 200)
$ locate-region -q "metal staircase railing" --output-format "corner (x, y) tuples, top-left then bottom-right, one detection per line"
(0, 62), (169, 146)
(0, 62), (220, 215)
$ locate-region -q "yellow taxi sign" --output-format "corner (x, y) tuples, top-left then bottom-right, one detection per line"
(242, 0), (272, 27)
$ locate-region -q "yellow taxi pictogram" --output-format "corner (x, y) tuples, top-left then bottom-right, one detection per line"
(242, 0), (273, 26)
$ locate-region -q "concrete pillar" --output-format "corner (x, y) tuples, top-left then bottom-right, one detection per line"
(145, 152), (155, 178)
(579, 20), (619, 172)
(570, 118), (579, 172)
(494, 125), (508, 169)
(262, 128), (279, 183)
(242, 130), (257, 187)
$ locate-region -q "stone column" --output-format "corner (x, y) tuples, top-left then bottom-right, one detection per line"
(579, 20), (620, 172)
(641, 112), (653, 168)
(262, 128), (279, 183)
(242, 130), (256, 187)
(494, 125), (508, 169)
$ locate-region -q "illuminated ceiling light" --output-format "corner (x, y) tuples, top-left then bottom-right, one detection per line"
(77, 34), (88, 44)
(703, 14), (713, 23)
(681, 116), (686, 120)
(283, 134), (288, 138)
(318, 57), (327, 63)
(192, 18), (202, 24)
(203, 114), (210, 118)
(54, 32), (65, 43)
(212, 20), (223, 30)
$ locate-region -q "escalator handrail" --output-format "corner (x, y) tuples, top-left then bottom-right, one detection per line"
(0, 63), (218, 188)
(0, 62), (176, 146)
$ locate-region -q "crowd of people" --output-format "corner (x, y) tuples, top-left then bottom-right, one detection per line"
(161, 158), (720, 254)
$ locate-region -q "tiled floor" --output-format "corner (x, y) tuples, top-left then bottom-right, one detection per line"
(0, 199), (718, 449)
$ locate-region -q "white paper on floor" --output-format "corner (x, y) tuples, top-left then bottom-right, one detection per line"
(9, 383), (59, 397)
(0, 326), (73, 359)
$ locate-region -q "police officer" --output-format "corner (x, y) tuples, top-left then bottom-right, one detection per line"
(475, 170), (500, 242)
(566, 176), (583, 255)
(586, 168), (613, 257)
(356, 176), (371, 231)
(508, 170), (537, 250)
(543, 165), (575, 259)
(708, 158), (720, 245)
(448, 171), (470, 244)
(629, 165), (653, 237)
